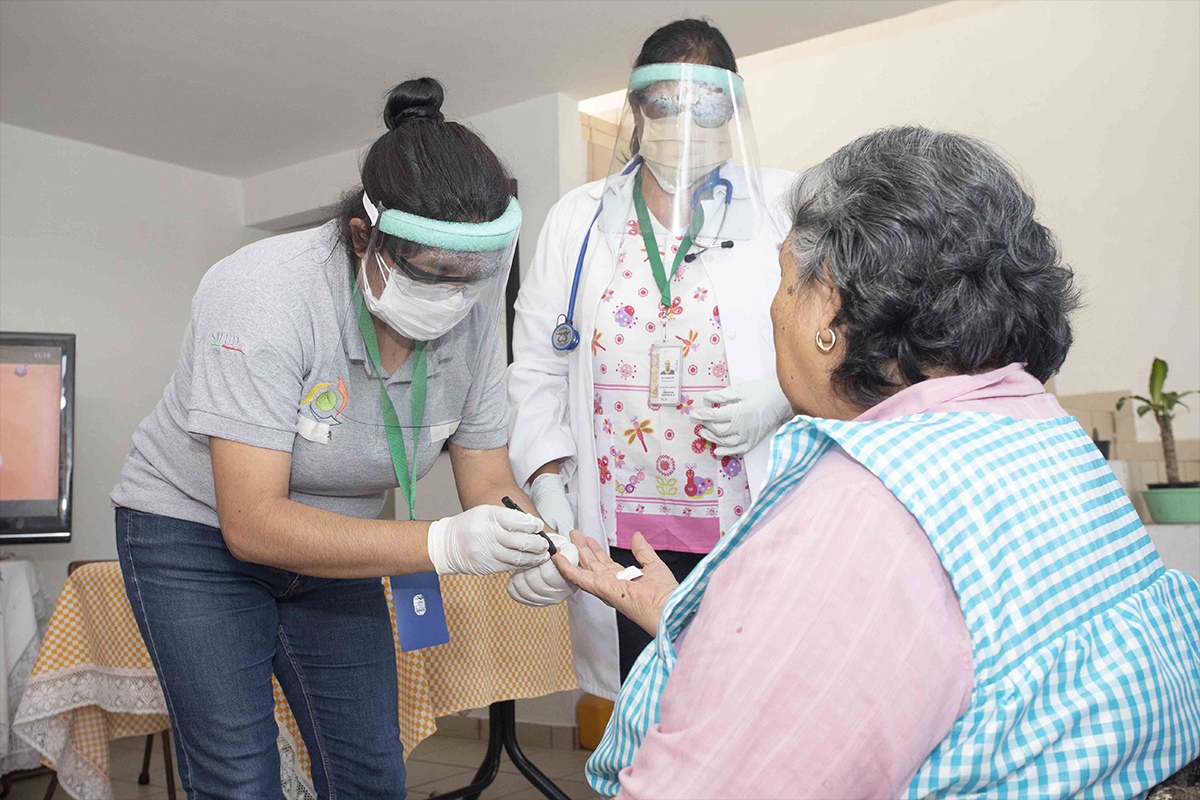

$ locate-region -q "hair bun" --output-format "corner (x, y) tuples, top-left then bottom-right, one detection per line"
(384, 77), (445, 129)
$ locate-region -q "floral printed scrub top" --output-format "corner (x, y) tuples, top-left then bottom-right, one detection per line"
(590, 210), (751, 554)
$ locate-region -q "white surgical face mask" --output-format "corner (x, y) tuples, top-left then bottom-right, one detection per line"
(361, 253), (483, 341)
(638, 115), (733, 192)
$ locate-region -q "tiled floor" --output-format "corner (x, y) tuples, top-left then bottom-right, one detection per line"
(2, 732), (602, 800)
(405, 734), (602, 800)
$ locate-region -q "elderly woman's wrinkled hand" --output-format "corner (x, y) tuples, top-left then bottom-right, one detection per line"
(552, 531), (679, 637)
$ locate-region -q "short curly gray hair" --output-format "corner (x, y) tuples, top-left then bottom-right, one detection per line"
(786, 126), (1080, 408)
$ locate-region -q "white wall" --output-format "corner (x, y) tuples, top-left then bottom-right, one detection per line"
(734, 0), (1200, 439)
(465, 93), (586, 280)
(242, 146), (362, 232)
(0, 123), (262, 598)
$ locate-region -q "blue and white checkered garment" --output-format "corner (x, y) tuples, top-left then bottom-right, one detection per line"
(587, 412), (1200, 798)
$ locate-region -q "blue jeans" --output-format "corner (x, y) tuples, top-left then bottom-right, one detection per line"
(116, 508), (406, 800)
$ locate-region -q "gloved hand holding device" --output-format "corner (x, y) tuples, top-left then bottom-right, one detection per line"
(427, 505), (550, 576)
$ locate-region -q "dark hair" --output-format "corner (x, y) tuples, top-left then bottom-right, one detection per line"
(634, 18), (737, 71)
(335, 77), (512, 257)
(785, 126), (1080, 408)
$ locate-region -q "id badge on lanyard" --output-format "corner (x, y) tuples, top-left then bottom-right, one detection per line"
(355, 296), (451, 652)
(649, 343), (683, 408)
(635, 168), (698, 411)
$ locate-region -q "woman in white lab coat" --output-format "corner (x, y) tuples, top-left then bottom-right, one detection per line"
(506, 19), (796, 699)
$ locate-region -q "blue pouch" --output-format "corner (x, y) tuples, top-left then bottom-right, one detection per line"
(389, 571), (450, 651)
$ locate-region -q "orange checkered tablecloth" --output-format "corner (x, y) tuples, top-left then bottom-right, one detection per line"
(12, 562), (575, 800)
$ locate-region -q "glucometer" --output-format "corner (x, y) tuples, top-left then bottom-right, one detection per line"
(501, 496), (557, 556)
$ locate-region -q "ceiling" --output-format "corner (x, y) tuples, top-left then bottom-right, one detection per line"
(0, 0), (939, 178)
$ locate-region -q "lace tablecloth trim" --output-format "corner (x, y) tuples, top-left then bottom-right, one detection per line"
(0, 632), (48, 772)
(11, 667), (165, 799)
(13, 666), (166, 724)
(277, 724), (318, 800)
(12, 714), (113, 800)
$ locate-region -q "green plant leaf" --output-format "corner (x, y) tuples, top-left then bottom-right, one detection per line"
(1149, 358), (1167, 406)
(1160, 390), (1197, 414)
(1117, 395), (1153, 413)
(1137, 405), (1152, 417)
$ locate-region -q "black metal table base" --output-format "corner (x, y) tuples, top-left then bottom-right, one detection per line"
(425, 700), (570, 800)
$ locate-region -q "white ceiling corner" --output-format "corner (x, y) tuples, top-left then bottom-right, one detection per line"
(0, 0), (941, 178)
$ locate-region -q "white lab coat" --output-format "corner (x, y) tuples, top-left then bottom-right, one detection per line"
(506, 165), (796, 700)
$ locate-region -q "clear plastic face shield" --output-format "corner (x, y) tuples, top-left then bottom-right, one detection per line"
(333, 192), (520, 452)
(598, 63), (766, 246)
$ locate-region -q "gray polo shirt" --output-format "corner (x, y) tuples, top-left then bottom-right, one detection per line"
(111, 221), (508, 527)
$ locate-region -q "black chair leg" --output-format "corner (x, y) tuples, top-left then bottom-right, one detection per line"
(162, 729), (178, 800)
(139, 734), (154, 785)
(41, 773), (57, 800)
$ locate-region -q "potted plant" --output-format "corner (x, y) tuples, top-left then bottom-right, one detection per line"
(1117, 358), (1199, 524)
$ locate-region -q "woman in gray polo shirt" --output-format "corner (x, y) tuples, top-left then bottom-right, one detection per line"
(110, 79), (577, 800)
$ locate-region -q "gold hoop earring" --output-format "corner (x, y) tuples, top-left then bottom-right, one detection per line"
(815, 328), (836, 352)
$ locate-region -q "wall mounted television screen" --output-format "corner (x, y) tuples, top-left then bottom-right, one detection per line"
(0, 332), (75, 543)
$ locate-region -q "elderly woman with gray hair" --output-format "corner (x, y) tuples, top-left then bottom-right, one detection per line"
(553, 127), (1200, 799)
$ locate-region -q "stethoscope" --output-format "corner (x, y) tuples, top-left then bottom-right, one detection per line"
(551, 157), (735, 351)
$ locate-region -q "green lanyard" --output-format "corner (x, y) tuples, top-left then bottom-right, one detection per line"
(355, 293), (427, 521)
(633, 168), (705, 309)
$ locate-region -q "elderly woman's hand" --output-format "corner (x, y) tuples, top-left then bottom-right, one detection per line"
(552, 531), (679, 637)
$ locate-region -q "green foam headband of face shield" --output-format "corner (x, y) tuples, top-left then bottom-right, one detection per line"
(362, 192), (522, 252)
(628, 62), (746, 100)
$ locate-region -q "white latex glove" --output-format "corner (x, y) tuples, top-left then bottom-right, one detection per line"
(506, 533), (581, 606)
(427, 505), (549, 576)
(529, 473), (576, 535)
(692, 378), (793, 456)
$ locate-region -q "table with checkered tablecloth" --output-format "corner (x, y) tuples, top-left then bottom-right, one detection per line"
(12, 562), (576, 800)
